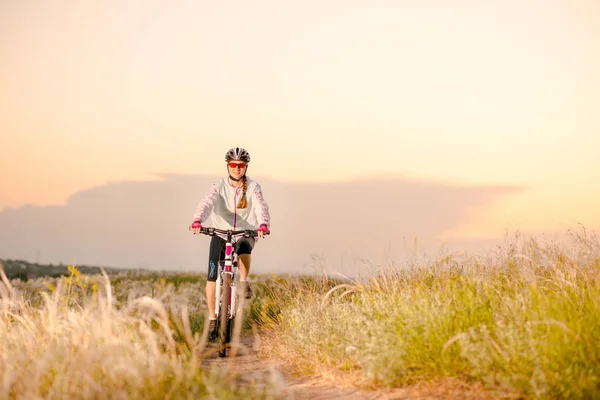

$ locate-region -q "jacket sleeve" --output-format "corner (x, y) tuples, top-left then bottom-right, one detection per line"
(192, 181), (219, 222)
(251, 183), (271, 228)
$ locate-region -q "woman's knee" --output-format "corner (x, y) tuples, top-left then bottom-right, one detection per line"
(236, 239), (254, 255)
(207, 236), (225, 282)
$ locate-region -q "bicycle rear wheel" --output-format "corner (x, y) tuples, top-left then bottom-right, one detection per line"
(218, 272), (232, 357)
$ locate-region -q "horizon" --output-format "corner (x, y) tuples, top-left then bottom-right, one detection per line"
(1, 172), (593, 278)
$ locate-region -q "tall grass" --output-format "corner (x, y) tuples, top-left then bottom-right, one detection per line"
(259, 228), (600, 399)
(0, 267), (282, 399)
(4, 228), (599, 399)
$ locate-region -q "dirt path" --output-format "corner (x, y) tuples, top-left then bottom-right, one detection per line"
(199, 334), (493, 400)
(199, 333), (381, 399)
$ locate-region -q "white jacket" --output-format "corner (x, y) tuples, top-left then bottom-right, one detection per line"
(193, 177), (271, 239)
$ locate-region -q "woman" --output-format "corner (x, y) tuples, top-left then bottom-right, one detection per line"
(189, 146), (270, 340)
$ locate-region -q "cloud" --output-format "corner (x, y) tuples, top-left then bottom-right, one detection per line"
(0, 174), (521, 277)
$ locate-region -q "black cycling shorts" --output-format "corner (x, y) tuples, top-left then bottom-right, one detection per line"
(207, 235), (255, 282)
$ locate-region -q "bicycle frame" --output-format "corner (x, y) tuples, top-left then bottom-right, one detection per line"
(199, 228), (269, 315)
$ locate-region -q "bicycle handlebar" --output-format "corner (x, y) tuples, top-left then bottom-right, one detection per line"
(198, 227), (270, 238)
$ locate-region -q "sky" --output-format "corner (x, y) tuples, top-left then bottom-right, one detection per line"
(1, 0), (599, 272)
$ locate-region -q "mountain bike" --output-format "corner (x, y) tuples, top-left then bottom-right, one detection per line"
(198, 227), (270, 357)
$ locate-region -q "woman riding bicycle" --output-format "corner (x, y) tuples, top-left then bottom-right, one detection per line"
(189, 146), (271, 340)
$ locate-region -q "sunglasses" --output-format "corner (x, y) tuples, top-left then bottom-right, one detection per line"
(228, 162), (247, 169)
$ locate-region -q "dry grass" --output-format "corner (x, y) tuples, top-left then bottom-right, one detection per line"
(0, 266), (283, 399)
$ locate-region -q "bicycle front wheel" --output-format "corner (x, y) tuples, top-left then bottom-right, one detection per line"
(218, 272), (232, 358)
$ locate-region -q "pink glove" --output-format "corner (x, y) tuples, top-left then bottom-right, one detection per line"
(191, 221), (202, 229)
(257, 224), (268, 234)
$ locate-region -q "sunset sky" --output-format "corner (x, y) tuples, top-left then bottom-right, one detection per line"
(1, 0), (599, 271)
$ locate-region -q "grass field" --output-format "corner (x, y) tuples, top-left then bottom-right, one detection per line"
(2, 227), (599, 399)
(259, 228), (600, 399)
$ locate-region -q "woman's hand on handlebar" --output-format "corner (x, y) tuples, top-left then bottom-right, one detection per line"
(189, 220), (202, 235)
(257, 224), (269, 238)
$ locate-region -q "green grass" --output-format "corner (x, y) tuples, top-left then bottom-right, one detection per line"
(258, 229), (600, 399)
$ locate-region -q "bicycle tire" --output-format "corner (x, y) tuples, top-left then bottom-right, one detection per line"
(218, 272), (232, 357)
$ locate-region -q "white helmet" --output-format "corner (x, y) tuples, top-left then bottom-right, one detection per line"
(225, 147), (251, 163)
